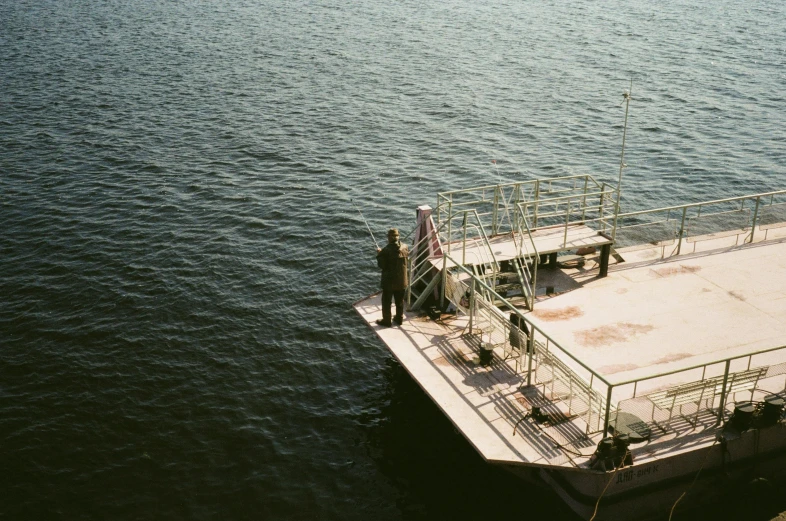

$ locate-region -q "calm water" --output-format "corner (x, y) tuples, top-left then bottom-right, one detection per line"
(2, 1), (786, 520)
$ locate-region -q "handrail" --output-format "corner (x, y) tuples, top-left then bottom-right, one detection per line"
(614, 190), (786, 254)
(513, 203), (541, 310)
(612, 342), (786, 388)
(444, 253), (611, 386)
(519, 187), (617, 207)
(616, 189), (786, 219)
(436, 175), (599, 199)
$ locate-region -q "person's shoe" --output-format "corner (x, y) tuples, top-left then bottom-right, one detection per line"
(376, 319), (392, 327)
(393, 316), (403, 326)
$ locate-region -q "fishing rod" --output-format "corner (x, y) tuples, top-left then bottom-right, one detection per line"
(351, 198), (380, 249)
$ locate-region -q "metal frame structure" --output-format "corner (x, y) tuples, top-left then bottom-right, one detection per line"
(406, 182), (786, 436)
(418, 175), (619, 311)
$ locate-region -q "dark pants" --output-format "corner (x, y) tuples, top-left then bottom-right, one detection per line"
(382, 288), (405, 324)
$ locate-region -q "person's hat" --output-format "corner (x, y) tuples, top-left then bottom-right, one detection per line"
(388, 228), (400, 237)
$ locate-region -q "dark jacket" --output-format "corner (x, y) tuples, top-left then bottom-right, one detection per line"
(377, 241), (409, 291)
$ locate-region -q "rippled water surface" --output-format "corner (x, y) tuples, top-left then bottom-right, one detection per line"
(2, 1), (786, 520)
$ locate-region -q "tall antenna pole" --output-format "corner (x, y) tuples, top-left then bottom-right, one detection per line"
(612, 79), (632, 241)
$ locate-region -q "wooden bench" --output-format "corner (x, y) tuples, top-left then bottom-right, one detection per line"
(647, 379), (714, 432)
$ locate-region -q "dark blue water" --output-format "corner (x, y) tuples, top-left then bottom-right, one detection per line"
(2, 1), (785, 520)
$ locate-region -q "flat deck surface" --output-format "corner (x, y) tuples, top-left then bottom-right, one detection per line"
(437, 224), (611, 268)
(353, 293), (745, 469)
(354, 295), (598, 467)
(527, 237), (786, 388)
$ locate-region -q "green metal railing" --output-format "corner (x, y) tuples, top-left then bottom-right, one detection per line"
(435, 175), (616, 240)
(615, 189), (786, 256)
(444, 254), (613, 433)
(428, 175), (619, 311)
(443, 253), (786, 436)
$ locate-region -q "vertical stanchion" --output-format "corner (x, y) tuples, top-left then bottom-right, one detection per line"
(406, 255), (412, 310)
(716, 360), (732, 426)
(440, 254), (447, 310)
(492, 185), (500, 236)
(599, 183), (606, 233)
(462, 211), (468, 265)
(611, 83), (632, 242)
(677, 206), (688, 255)
(750, 196), (761, 244)
(526, 327), (535, 387)
(468, 278), (475, 333)
(603, 385), (614, 435)
(533, 180), (540, 228)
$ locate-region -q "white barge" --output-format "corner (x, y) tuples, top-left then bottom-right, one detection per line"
(354, 176), (786, 520)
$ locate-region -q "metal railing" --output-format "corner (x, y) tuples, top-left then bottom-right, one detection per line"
(442, 253), (786, 437)
(517, 185), (618, 247)
(443, 254), (613, 434)
(512, 203), (540, 310)
(615, 189), (786, 258)
(428, 175), (619, 311)
(435, 175), (618, 240)
(404, 181), (786, 437)
(614, 344), (786, 434)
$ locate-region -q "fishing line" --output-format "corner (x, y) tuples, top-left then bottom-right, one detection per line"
(351, 198), (380, 249)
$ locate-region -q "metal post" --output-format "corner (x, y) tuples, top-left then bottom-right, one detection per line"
(533, 180), (540, 228)
(492, 186), (500, 236)
(447, 199), (453, 257)
(440, 253), (447, 310)
(750, 196), (761, 244)
(676, 206), (687, 255)
(603, 385), (614, 435)
(599, 183), (606, 233)
(441, 198), (452, 310)
(468, 279), (475, 333)
(582, 176), (588, 222)
(531, 256), (538, 311)
(526, 328), (535, 387)
(599, 243), (611, 278)
(716, 360), (732, 426)
(563, 201), (571, 248)
(406, 255), (412, 310)
(462, 211), (468, 265)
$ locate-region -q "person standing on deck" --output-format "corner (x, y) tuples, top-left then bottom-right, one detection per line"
(376, 228), (409, 327)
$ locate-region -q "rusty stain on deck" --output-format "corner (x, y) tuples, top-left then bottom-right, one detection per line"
(574, 322), (655, 348)
(652, 264), (701, 277)
(597, 363), (640, 374)
(654, 352), (692, 365)
(532, 306), (584, 322)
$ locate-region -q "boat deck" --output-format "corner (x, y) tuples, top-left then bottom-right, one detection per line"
(530, 235), (786, 389)
(354, 228), (786, 470)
